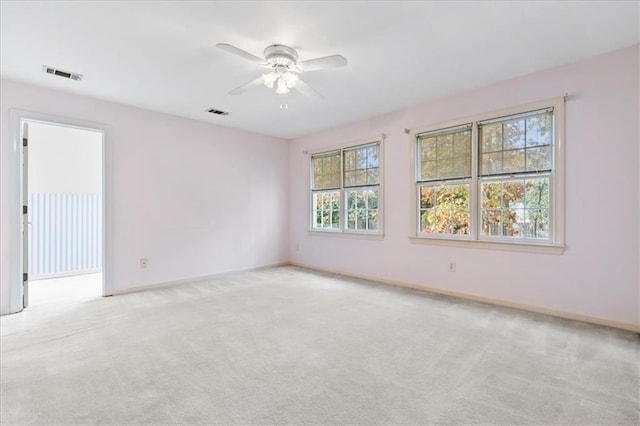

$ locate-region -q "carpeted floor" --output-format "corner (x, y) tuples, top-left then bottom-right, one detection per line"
(1, 266), (638, 424)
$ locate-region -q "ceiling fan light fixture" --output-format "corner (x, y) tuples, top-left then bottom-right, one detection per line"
(282, 72), (298, 88)
(276, 78), (290, 95)
(264, 45), (298, 67)
(261, 72), (277, 89)
(217, 42), (347, 98)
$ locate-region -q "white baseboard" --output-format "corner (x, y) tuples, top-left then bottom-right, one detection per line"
(289, 261), (639, 333)
(31, 269), (101, 281)
(111, 261), (289, 296)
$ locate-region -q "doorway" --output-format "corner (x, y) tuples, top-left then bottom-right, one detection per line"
(22, 120), (105, 307)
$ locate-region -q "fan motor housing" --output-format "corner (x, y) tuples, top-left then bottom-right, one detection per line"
(264, 44), (298, 66)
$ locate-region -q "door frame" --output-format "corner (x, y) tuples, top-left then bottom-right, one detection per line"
(7, 110), (113, 313)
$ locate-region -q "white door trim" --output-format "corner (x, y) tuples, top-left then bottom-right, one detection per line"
(7, 109), (113, 313)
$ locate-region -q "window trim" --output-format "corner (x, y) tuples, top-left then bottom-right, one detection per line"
(308, 135), (384, 237)
(408, 97), (565, 253)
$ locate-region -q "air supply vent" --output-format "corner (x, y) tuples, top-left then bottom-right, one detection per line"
(43, 66), (83, 81)
(207, 108), (229, 116)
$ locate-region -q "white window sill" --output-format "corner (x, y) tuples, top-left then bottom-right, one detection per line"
(308, 230), (384, 241)
(408, 236), (565, 254)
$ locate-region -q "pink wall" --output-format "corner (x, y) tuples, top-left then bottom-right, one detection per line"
(289, 45), (640, 326)
(1, 80), (289, 315)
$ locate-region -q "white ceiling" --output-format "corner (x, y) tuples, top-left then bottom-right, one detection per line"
(1, 1), (638, 139)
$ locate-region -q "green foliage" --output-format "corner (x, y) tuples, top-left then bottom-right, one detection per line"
(420, 178), (550, 239)
(314, 191), (340, 228)
(420, 184), (470, 235)
(481, 178), (549, 238)
(346, 189), (379, 230)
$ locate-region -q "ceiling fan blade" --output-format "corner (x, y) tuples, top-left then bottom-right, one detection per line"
(297, 54), (347, 72)
(216, 43), (266, 65)
(295, 79), (323, 99)
(228, 76), (264, 95)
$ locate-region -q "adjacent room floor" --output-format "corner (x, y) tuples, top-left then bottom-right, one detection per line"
(28, 273), (102, 307)
(1, 266), (638, 424)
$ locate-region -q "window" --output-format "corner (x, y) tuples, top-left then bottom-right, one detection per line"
(417, 124), (472, 237)
(311, 139), (382, 235)
(411, 98), (564, 251)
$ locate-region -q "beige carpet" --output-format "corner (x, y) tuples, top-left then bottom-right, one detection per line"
(1, 266), (638, 424)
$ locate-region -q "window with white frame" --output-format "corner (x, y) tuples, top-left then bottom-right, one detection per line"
(417, 124), (472, 236)
(311, 140), (382, 234)
(412, 99), (564, 248)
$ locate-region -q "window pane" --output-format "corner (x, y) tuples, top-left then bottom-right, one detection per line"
(437, 134), (453, 159)
(502, 209), (524, 237)
(347, 191), (356, 209)
(526, 146), (551, 171)
(421, 161), (436, 180)
(452, 210), (470, 235)
(344, 151), (355, 171)
(344, 171), (355, 187)
(525, 209), (549, 239)
(419, 184), (470, 236)
(480, 176), (550, 241)
(482, 209), (501, 236)
(312, 190), (340, 229)
(367, 146), (379, 168)
(420, 210), (438, 233)
(480, 109), (553, 178)
(418, 128), (470, 181)
(503, 149), (525, 173)
(311, 152), (340, 190)
(367, 210), (378, 231)
(453, 157), (470, 177)
(504, 120), (525, 149)
(356, 191), (366, 209)
(331, 210), (340, 228)
(480, 151), (502, 175)
(355, 149), (366, 169)
(524, 178), (550, 238)
(421, 138), (437, 161)
(345, 188), (379, 231)
(526, 112), (553, 147)
(482, 182), (501, 208)
(452, 184), (470, 209)
(420, 186), (436, 209)
(331, 192), (340, 209)
(481, 123), (503, 153)
(344, 143), (379, 188)
(436, 185), (451, 205)
(437, 158), (454, 178)
(368, 190), (378, 209)
(357, 209), (367, 229)
(502, 180), (525, 208)
(367, 169), (379, 185)
(524, 178), (550, 210)
(454, 131), (471, 156)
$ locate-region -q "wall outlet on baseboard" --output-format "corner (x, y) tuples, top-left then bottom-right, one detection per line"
(140, 258), (148, 269)
(448, 261), (456, 272)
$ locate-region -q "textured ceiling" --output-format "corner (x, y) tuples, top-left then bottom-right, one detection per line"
(1, 1), (638, 139)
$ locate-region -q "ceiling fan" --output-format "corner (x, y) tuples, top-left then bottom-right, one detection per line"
(216, 43), (347, 98)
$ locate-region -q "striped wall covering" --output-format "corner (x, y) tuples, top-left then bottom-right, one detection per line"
(28, 193), (102, 278)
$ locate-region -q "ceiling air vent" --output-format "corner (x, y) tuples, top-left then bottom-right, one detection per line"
(206, 108), (229, 116)
(42, 66), (83, 81)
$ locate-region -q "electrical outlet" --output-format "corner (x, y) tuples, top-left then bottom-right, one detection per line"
(296, 243), (300, 251)
(140, 258), (148, 269)
(448, 261), (456, 272)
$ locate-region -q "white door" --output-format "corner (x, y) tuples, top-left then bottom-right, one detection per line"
(22, 121), (29, 308)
